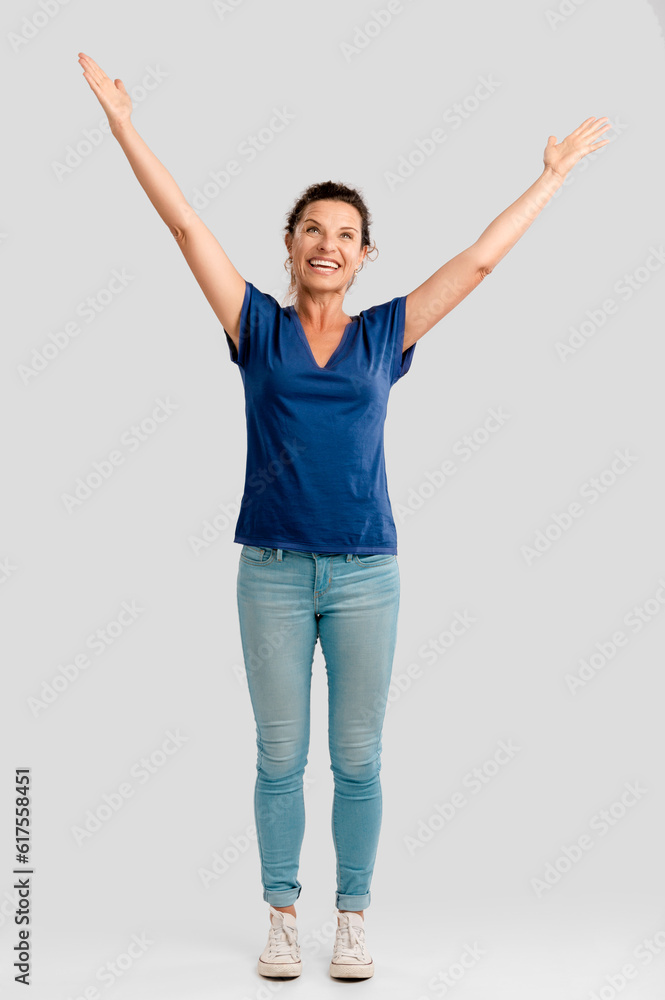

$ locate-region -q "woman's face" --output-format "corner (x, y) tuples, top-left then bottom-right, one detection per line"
(286, 199), (368, 295)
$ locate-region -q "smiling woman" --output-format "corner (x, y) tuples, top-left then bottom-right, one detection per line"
(280, 180), (378, 364)
(221, 181), (414, 552)
(282, 180), (375, 297)
(77, 48), (612, 982)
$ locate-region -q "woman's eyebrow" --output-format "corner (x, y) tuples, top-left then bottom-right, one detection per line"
(303, 217), (358, 232)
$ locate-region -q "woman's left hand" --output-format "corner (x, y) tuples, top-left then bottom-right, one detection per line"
(543, 116), (612, 177)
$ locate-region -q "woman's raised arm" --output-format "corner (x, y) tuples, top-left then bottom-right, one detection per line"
(403, 116), (612, 350)
(78, 52), (245, 347)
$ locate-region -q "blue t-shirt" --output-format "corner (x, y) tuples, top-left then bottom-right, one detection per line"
(223, 281), (416, 554)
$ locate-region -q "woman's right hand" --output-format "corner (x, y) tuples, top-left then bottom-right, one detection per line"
(78, 52), (133, 129)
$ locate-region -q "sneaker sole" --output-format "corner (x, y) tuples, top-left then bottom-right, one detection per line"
(329, 959), (374, 979)
(258, 958), (302, 978)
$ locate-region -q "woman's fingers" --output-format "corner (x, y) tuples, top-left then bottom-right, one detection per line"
(582, 117), (610, 136)
(78, 52), (104, 75)
(79, 59), (102, 87)
(78, 51), (133, 124)
(78, 53), (109, 88)
(573, 116), (608, 138)
(544, 116), (613, 175)
(81, 68), (105, 97)
(566, 117), (611, 152)
(582, 120), (612, 149)
(78, 53), (115, 99)
(569, 117), (594, 136)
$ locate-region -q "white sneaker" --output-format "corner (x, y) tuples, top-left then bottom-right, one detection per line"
(329, 909), (375, 979)
(257, 905), (302, 978)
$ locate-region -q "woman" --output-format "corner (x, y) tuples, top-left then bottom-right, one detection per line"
(78, 51), (610, 981)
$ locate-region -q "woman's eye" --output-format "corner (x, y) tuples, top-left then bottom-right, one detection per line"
(306, 227), (352, 239)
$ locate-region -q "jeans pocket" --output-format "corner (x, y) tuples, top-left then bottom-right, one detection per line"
(352, 553), (397, 567)
(240, 545), (275, 566)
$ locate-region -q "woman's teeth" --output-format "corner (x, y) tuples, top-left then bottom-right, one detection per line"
(308, 259), (340, 272)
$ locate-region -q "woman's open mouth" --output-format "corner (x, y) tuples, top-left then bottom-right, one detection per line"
(308, 258), (341, 274)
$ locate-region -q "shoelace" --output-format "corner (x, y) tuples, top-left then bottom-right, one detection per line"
(333, 917), (367, 960)
(269, 920), (299, 958)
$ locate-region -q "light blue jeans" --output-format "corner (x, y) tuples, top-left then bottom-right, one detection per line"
(236, 545), (400, 911)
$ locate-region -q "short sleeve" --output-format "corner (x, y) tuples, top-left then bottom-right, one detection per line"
(360, 293), (415, 387)
(222, 281), (281, 369)
(390, 294), (415, 386)
(223, 280), (250, 367)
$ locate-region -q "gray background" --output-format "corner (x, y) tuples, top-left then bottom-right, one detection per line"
(1, 0), (664, 996)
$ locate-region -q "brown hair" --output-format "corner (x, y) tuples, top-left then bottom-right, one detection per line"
(282, 180), (378, 306)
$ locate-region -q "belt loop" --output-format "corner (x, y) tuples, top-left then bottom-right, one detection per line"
(346, 553), (353, 562)
(276, 548), (283, 561)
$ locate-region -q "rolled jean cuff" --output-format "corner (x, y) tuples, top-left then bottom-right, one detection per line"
(336, 891), (371, 910)
(264, 886), (301, 906)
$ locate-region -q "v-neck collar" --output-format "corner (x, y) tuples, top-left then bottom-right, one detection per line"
(288, 306), (357, 371)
